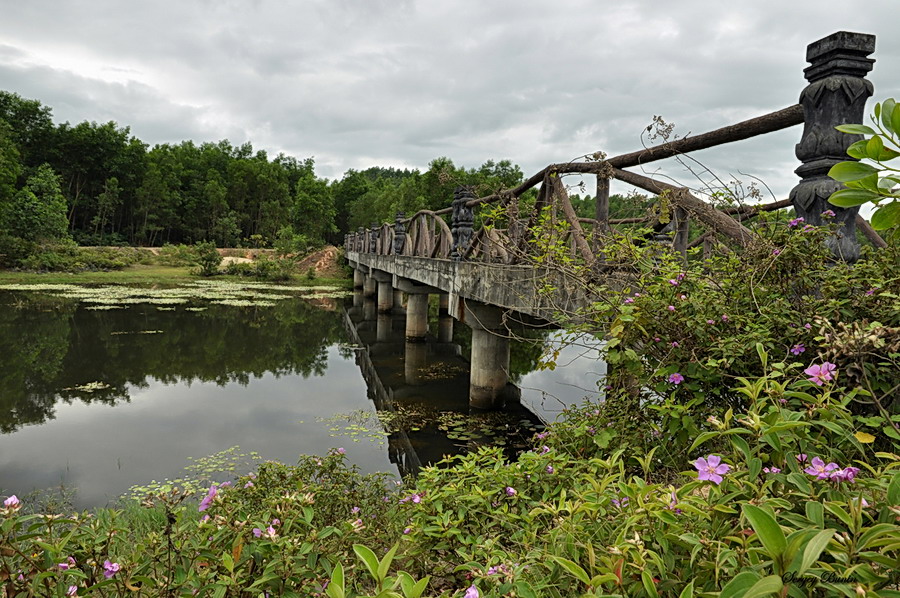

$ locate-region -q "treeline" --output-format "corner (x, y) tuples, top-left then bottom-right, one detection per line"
(0, 90), (650, 258)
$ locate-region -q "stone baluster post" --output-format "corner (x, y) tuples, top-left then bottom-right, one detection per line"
(356, 227), (364, 252)
(393, 212), (406, 255)
(450, 186), (475, 261)
(369, 222), (379, 254)
(789, 31), (876, 262)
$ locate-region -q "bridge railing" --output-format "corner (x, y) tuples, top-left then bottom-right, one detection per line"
(345, 31), (887, 265)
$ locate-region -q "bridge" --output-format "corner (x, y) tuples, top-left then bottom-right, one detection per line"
(345, 31), (888, 409)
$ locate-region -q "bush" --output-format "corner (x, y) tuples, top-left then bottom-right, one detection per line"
(192, 241), (222, 277)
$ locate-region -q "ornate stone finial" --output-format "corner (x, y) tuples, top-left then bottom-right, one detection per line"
(450, 186), (475, 261)
(356, 227), (364, 252)
(790, 31), (876, 261)
(393, 212), (406, 255)
(369, 221), (379, 254)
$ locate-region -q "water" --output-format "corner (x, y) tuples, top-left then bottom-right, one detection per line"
(0, 283), (604, 509)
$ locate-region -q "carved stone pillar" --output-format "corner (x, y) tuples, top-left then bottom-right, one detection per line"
(790, 31), (876, 262)
(393, 212), (406, 255)
(450, 186), (475, 261)
(369, 222), (379, 254)
(356, 227), (364, 252)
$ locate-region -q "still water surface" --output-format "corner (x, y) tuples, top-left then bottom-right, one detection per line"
(0, 283), (603, 509)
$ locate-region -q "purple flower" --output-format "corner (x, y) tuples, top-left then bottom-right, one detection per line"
(546, 465), (555, 474)
(667, 305), (675, 312)
(721, 315), (729, 322)
(539, 445), (550, 454)
(253, 528), (263, 538)
(694, 455), (731, 485)
(102, 560), (120, 580)
(403, 526), (412, 534)
(668, 373), (684, 385)
(667, 489), (682, 514)
(804, 457), (840, 480)
(336, 447), (346, 455)
(804, 323), (812, 330)
(707, 319), (715, 325)
(670, 341), (679, 348)
(790, 344), (805, 356)
(66, 586), (78, 597)
(58, 557), (76, 571)
(804, 362), (837, 386)
(244, 481), (254, 488)
(668, 279), (679, 286)
(796, 453), (808, 463)
(505, 487), (517, 497)
(802, 224), (814, 232)
(611, 496), (629, 508)
(772, 249), (781, 256)
(677, 272), (687, 281)
(3, 495), (20, 511)
(351, 506), (360, 514)
(198, 484), (218, 512)
(821, 209), (836, 218)
(653, 337), (661, 342)
(535, 431), (549, 440)
(763, 466), (781, 474)
(865, 288), (876, 296)
(464, 585), (480, 598)
(624, 297), (634, 304)
(788, 216), (805, 228)
(830, 466), (860, 483)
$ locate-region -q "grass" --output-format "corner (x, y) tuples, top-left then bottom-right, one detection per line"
(0, 265), (352, 287)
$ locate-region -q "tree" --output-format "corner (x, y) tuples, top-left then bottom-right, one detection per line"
(2, 164), (69, 242)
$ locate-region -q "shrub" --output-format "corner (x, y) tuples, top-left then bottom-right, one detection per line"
(192, 241), (222, 277)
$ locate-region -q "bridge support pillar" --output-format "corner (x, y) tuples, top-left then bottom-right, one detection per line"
(462, 300), (510, 409)
(353, 267), (365, 289)
(363, 274), (376, 298)
(437, 294), (453, 342)
(370, 269), (394, 313)
(404, 342), (427, 385)
(405, 294), (429, 341)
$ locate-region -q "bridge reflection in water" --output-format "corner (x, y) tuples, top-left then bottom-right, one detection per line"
(344, 290), (564, 479)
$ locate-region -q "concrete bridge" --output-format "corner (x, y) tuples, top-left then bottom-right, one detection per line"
(345, 31), (887, 408)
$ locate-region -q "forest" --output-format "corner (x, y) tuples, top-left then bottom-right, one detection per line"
(0, 90), (645, 268)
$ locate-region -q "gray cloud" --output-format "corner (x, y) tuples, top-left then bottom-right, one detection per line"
(1, 0), (899, 200)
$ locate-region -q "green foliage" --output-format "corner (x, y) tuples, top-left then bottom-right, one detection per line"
(2, 163), (69, 243)
(829, 98), (900, 230)
(192, 241), (222, 276)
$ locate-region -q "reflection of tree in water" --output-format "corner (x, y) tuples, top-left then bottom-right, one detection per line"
(0, 292), (344, 434)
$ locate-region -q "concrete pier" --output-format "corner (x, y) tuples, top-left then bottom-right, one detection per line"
(462, 300), (511, 409)
(353, 268), (365, 289)
(363, 274), (376, 298)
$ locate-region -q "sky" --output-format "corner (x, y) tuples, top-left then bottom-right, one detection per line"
(2, 0), (898, 201)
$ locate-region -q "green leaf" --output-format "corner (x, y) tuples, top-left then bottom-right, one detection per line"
(326, 563), (345, 598)
(889, 472), (900, 505)
(828, 161), (878, 183)
(678, 581), (694, 598)
(805, 502), (824, 528)
(835, 124), (876, 136)
(798, 529), (835, 575)
(743, 575), (783, 598)
(871, 201), (900, 230)
(743, 505), (786, 558)
(881, 99), (897, 131)
(827, 188), (881, 207)
(641, 571), (660, 597)
(354, 544), (380, 581)
(549, 556), (590, 585)
(720, 571), (761, 598)
(689, 428), (749, 452)
(377, 544), (399, 581)
(846, 139), (869, 159)
(749, 458), (762, 482)
(892, 102), (900, 135)
(866, 135), (884, 160)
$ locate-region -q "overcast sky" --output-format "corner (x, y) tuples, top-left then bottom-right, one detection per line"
(2, 1), (898, 200)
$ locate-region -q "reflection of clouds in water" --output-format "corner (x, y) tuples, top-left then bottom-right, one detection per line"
(0, 346), (395, 509)
(517, 332), (606, 423)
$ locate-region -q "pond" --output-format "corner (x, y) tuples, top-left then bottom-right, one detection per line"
(0, 282), (605, 509)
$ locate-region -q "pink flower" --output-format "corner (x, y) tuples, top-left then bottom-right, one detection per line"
(707, 319), (715, 325)
(102, 560), (120, 579)
(804, 457), (839, 480)
(624, 297), (634, 304)
(668, 373), (684, 385)
(464, 585), (480, 598)
(763, 466), (781, 474)
(336, 447), (346, 455)
(58, 557), (76, 571)
(804, 362), (837, 386)
(772, 249), (781, 256)
(403, 527), (412, 534)
(821, 209), (836, 218)
(790, 344), (805, 355)
(668, 279), (679, 286)
(505, 487), (517, 497)
(667, 305), (675, 312)
(721, 315), (729, 322)
(796, 454), (808, 463)
(66, 586), (78, 597)
(694, 455), (731, 485)
(788, 217), (805, 228)
(198, 484), (219, 512)
(3, 495), (21, 511)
